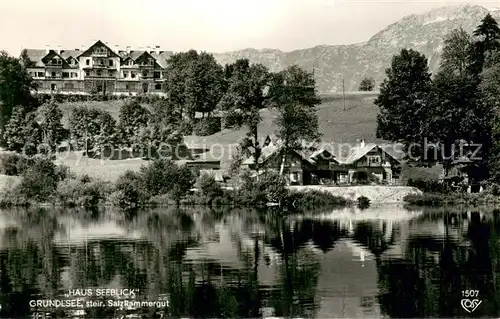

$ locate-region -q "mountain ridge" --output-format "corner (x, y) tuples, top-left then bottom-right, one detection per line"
(212, 4), (497, 93)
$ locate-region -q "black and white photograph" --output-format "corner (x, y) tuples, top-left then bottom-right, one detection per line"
(0, 0), (500, 318)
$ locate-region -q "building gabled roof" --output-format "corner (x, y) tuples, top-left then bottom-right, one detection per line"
(242, 142), (314, 166)
(60, 50), (81, 60)
(76, 40), (121, 58)
(119, 50), (144, 61)
(309, 148), (339, 164)
(341, 143), (402, 165)
(134, 51), (163, 68)
(150, 51), (173, 68)
(25, 49), (47, 67)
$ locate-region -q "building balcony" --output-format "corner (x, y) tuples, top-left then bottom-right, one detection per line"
(84, 75), (119, 80)
(91, 52), (108, 57)
(45, 64), (63, 68)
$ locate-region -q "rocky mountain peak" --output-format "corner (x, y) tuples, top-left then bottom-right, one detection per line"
(212, 5), (499, 93)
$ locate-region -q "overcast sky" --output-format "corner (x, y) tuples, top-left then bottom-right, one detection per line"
(1, 0), (499, 55)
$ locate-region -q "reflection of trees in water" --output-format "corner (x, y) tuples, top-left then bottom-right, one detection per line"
(376, 210), (500, 318)
(351, 221), (396, 258)
(3, 207), (497, 318)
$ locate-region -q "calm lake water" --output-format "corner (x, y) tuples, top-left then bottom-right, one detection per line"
(0, 206), (499, 318)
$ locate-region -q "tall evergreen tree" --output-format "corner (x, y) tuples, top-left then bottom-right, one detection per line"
(469, 13), (500, 75)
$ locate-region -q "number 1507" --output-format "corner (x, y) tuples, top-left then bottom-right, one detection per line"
(462, 290), (479, 298)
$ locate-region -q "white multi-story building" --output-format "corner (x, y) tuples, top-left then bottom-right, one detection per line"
(26, 40), (172, 95)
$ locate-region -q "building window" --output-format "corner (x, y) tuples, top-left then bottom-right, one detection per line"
(123, 71), (128, 78)
(128, 60), (133, 66)
(96, 70), (102, 77)
(51, 72), (56, 77)
(62, 72), (69, 78)
(142, 71), (148, 77)
(367, 155), (381, 166)
(85, 71), (90, 77)
(125, 84), (130, 90)
(155, 83), (162, 90)
(86, 59), (90, 66)
(154, 71), (161, 79)
(95, 47), (107, 55)
(38, 72), (44, 77)
(109, 59), (113, 66)
(131, 72), (136, 78)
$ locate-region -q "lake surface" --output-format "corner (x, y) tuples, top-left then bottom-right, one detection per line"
(0, 206), (499, 318)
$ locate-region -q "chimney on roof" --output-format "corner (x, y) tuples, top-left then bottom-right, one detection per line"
(114, 45), (119, 53)
(126, 46), (131, 54)
(45, 45), (50, 54)
(57, 45), (61, 54)
(155, 45), (160, 54)
(359, 139), (365, 148)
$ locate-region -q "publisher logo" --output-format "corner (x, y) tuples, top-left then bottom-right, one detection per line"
(461, 299), (482, 313)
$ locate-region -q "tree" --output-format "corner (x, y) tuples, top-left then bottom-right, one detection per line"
(163, 50), (198, 118)
(0, 51), (36, 143)
(164, 50), (224, 122)
(3, 105), (42, 155)
(218, 59), (270, 171)
(267, 65), (321, 108)
(197, 173), (223, 204)
(35, 101), (65, 151)
(275, 102), (320, 174)
(139, 159), (195, 203)
(440, 28), (472, 76)
(480, 50), (500, 183)
(469, 13), (500, 75)
(68, 107), (116, 155)
(137, 121), (187, 160)
(269, 65), (321, 175)
(184, 52), (224, 119)
(359, 77), (375, 91)
(375, 49), (432, 163)
(117, 100), (150, 147)
(473, 13), (500, 51)
(94, 110), (117, 153)
(19, 49), (35, 68)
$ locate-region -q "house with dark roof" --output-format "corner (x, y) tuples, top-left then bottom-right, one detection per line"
(337, 140), (402, 185)
(241, 138), (402, 185)
(25, 40), (173, 95)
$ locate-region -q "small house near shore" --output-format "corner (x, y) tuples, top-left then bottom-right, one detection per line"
(241, 138), (402, 186)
